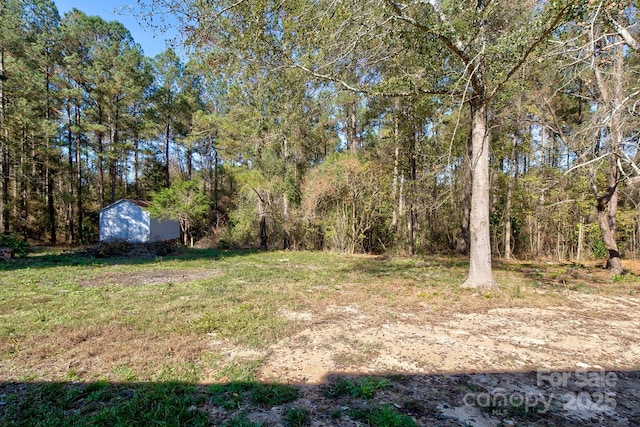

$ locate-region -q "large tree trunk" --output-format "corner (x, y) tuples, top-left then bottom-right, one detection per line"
(592, 33), (624, 275)
(596, 189), (622, 274)
(462, 97), (497, 289)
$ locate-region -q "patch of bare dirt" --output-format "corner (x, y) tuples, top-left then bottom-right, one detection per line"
(79, 268), (221, 287)
(242, 292), (640, 426)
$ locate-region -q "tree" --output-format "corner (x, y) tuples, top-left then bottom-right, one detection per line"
(149, 178), (210, 246)
(554, 2), (639, 274)
(161, 0), (582, 288)
(148, 49), (193, 188)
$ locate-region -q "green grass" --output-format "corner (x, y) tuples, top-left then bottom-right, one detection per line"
(348, 404), (416, 427)
(209, 382), (254, 410)
(284, 407), (311, 426)
(1, 382), (209, 427)
(250, 383), (299, 406)
(322, 377), (391, 399)
(0, 248), (637, 425)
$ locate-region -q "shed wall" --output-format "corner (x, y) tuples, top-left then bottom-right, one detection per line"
(99, 201), (150, 243)
(149, 217), (181, 242)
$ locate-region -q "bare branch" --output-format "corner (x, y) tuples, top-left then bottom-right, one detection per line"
(605, 8), (640, 53)
(565, 152), (611, 176)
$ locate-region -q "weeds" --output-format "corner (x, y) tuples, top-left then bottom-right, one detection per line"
(284, 407), (311, 426)
(322, 377), (391, 399)
(348, 404), (416, 427)
(250, 383), (299, 406)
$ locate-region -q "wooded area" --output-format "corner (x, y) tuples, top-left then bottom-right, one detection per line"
(1, 0), (639, 286)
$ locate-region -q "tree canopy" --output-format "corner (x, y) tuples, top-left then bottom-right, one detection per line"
(1, 0), (639, 285)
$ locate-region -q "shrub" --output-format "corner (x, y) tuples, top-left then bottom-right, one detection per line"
(0, 232), (31, 257)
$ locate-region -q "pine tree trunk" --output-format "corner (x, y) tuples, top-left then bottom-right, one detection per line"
(504, 134), (517, 260)
(576, 219), (584, 262)
(457, 135), (472, 255)
(45, 70), (56, 244)
(391, 108), (400, 231)
(164, 121), (171, 188)
(75, 106), (83, 243)
(0, 47), (8, 234)
(66, 104), (75, 244)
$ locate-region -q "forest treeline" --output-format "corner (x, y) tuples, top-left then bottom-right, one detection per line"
(1, 0), (639, 269)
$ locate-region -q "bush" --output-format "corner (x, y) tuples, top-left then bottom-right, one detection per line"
(0, 232), (31, 257)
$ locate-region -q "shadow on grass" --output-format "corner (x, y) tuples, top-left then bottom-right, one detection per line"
(2, 369), (638, 426)
(492, 259), (621, 292)
(0, 247), (260, 272)
(342, 255), (470, 278)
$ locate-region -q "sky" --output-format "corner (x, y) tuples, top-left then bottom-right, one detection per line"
(53, 0), (181, 58)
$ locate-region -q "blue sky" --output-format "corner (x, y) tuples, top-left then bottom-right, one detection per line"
(53, 0), (180, 58)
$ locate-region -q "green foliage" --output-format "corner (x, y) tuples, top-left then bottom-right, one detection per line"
(150, 178), (211, 244)
(585, 222), (608, 259)
(222, 414), (263, 427)
(250, 383), (299, 406)
(348, 405), (416, 427)
(189, 302), (290, 348)
(1, 382), (209, 427)
(208, 382), (254, 410)
(322, 377), (391, 400)
(284, 407), (311, 427)
(303, 153), (390, 253)
(0, 233), (30, 257)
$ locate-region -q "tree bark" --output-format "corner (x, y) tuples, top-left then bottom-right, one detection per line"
(109, 120), (117, 205)
(75, 106), (83, 243)
(347, 99), (358, 152)
(596, 190), (622, 274)
(457, 134), (472, 255)
(66, 103), (75, 244)
(591, 33), (624, 275)
(0, 47), (8, 233)
(576, 219), (584, 262)
(256, 190), (268, 250)
(164, 121), (171, 188)
(45, 69), (56, 244)
(462, 97), (497, 289)
(391, 105), (400, 231)
(504, 134), (518, 260)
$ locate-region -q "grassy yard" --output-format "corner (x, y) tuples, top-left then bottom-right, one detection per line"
(0, 248), (639, 426)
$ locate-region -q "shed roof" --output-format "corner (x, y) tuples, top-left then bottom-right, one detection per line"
(100, 199), (152, 212)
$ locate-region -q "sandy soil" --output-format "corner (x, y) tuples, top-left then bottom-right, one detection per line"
(216, 291), (640, 426)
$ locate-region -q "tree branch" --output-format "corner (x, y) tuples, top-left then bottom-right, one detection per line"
(489, 2), (576, 101)
(605, 8), (640, 53)
(384, 0), (471, 65)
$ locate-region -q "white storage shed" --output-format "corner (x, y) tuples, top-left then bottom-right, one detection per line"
(99, 199), (180, 243)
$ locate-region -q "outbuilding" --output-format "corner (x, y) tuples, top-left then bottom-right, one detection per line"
(99, 199), (180, 243)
